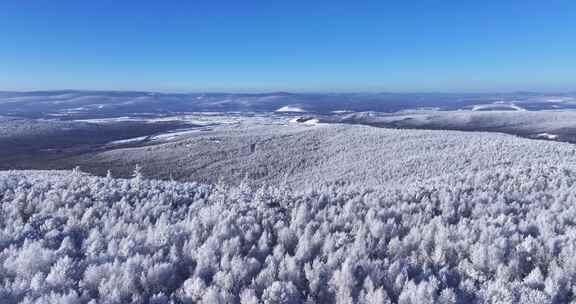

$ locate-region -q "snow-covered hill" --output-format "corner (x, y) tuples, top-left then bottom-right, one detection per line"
(3, 123), (576, 302)
(327, 110), (576, 143)
(70, 122), (576, 189)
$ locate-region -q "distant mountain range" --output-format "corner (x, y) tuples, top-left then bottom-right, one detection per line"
(1, 90), (575, 118)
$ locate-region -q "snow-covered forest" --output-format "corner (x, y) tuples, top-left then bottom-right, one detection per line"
(3, 0), (576, 302)
(2, 144), (576, 303)
(3, 111), (576, 303)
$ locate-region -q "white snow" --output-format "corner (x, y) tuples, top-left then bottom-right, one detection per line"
(546, 97), (575, 103)
(107, 128), (205, 145)
(302, 118), (320, 125)
(74, 117), (138, 124)
(107, 136), (148, 145)
(149, 129), (204, 141)
(471, 103), (526, 111)
(276, 105), (306, 112)
(536, 132), (558, 140)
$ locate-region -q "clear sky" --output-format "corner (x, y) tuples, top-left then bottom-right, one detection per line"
(0, 0), (575, 92)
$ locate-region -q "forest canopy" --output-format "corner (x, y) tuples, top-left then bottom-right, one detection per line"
(1, 162), (575, 303)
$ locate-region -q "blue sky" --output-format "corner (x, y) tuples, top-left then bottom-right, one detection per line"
(0, 0), (575, 92)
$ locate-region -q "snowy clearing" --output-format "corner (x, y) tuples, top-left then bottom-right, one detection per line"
(535, 133), (559, 140)
(276, 106), (306, 113)
(471, 103), (526, 111)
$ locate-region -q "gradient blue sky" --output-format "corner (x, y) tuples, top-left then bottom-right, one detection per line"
(0, 0), (575, 92)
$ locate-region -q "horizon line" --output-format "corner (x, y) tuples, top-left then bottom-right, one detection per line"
(1, 89), (574, 95)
